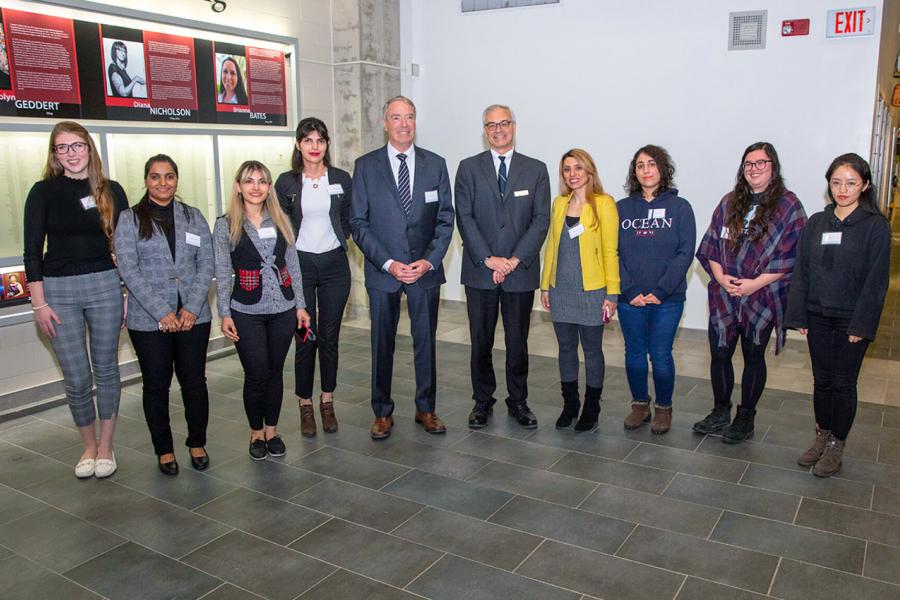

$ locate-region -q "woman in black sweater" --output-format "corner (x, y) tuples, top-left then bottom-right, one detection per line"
(785, 153), (890, 477)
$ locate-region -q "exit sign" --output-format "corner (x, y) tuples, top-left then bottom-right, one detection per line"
(826, 7), (876, 38)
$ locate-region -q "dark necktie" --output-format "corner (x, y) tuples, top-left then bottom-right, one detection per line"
(498, 155), (507, 195)
(397, 153), (411, 218)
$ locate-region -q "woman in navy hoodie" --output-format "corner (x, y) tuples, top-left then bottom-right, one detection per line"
(617, 145), (696, 434)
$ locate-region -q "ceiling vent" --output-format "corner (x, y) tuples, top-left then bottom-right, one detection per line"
(728, 10), (767, 51)
(462, 0), (559, 13)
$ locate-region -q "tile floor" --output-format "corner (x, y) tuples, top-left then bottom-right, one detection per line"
(2, 322), (900, 599)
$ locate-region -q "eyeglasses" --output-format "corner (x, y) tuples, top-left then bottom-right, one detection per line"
(742, 159), (772, 171)
(484, 120), (514, 131)
(829, 180), (862, 191)
(54, 142), (88, 155)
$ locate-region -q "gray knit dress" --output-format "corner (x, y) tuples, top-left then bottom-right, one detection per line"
(549, 216), (607, 326)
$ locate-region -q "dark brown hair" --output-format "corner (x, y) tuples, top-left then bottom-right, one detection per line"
(724, 141), (786, 250)
(133, 154), (181, 240)
(625, 144), (675, 197)
(290, 117), (331, 173)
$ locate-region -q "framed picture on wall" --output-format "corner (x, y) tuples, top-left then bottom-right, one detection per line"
(893, 84), (900, 107)
(895, 51), (900, 78)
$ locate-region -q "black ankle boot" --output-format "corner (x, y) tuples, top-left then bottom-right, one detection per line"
(722, 406), (756, 444)
(574, 385), (601, 433)
(556, 381), (580, 429)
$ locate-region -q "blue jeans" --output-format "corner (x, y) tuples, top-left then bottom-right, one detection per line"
(617, 300), (684, 407)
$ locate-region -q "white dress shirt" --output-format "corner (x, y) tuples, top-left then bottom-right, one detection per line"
(491, 148), (515, 178)
(383, 143), (417, 272)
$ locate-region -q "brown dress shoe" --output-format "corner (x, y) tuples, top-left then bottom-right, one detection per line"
(624, 402), (651, 430)
(415, 411), (446, 434)
(650, 405), (672, 435)
(299, 402), (316, 437)
(370, 416), (393, 439)
(320, 397), (338, 434)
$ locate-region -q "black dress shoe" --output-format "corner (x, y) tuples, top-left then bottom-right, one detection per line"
(468, 403), (493, 429)
(190, 450), (210, 471)
(249, 439), (268, 461)
(266, 435), (286, 457)
(508, 403), (538, 429)
(158, 460), (179, 476)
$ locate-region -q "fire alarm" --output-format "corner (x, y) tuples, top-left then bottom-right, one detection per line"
(782, 19), (810, 36)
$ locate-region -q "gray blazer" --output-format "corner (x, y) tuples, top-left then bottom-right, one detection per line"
(455, 150), (550, 292)
(115, 202), (214, 331)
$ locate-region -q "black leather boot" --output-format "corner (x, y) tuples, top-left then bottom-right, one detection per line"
(574, 385), (601, 433)
(555, 381), (580, 429)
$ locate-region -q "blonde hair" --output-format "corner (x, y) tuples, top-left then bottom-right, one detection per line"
(43, 121), (117, 246)
(226, 160), (294, 246)
(559, 148), (604, 228)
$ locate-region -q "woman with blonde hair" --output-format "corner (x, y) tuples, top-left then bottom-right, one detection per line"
(540, 149), (619, 432)
(214, 160), (310, 460)
(23, 121), (129, 478)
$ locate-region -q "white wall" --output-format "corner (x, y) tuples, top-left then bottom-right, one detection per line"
(400, 0), (884, 330)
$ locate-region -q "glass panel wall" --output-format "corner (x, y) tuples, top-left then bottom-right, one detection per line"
(217, 135), (295, 205)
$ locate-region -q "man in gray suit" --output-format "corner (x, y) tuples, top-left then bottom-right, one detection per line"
(351, 95), (455, 440)
(455, 104), (550, 429)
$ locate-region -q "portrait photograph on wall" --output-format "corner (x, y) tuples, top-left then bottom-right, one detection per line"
(103, 37), (147, 99)
(215, 52), (247, 106)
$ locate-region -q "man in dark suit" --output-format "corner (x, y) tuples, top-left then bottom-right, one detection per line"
(351, 95), (455, 439)
(455, 104), (550, 429)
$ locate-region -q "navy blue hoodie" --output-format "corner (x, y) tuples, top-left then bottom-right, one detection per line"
(617, 188), (696, 303)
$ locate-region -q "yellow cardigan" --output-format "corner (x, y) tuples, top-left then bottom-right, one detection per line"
(540, 193), (620, 294)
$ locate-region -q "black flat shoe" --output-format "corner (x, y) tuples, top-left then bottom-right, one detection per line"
(249, 439), (268, 461)
(468, 403), (492, 429)
(266, 435), (286, 457)
(158, 460), (179, 476)
(507, 403), (538, 429)
(190, 450), (210, 471)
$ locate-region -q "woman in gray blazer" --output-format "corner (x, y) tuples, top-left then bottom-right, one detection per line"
(115, 154), (215, 475)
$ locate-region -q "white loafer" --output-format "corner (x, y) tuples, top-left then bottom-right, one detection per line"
(74, 458), (95, 479)
(94, 453), (117, 478)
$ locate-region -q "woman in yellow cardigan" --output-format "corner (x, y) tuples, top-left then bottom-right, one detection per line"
(540, 148), (620, 432)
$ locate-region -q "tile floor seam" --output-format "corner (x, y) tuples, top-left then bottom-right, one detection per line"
(705, 509), (725, 540)
(400, 551), (448, 592)
(670, 574), (688, 600)
(461, 458), (495, 482)
(174, 527), (237, 561)
(49, 538), (132, 575)
(510, 537), (546, 573)
(483, 493), (518, 521)
(387, 504), (429, 535)
(376, 466), (415, 492)
(282, 515), (336, 547)
(766, 556), (783, 596)
(869, 484), (875, 510)
(287, 564), (342, 600)
(187, 486), (244, 514)
(862, 540), (868, 578)
(573, 482), (599, 509)
(612, 522), (640, 556)
(195, 581), (229, 600)
(543, 451), (570, 472)
(736, 460), (751, 484)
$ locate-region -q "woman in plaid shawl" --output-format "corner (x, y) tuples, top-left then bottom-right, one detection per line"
(693, 142), (806, 443)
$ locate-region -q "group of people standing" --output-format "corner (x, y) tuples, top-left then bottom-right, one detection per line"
(23, 96), (890, 482)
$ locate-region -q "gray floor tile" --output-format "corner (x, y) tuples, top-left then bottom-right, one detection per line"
(116, 463), (237, 510)
(310, 422), (389, 455)
(604, 420), (706, 451)
(839, 456), (900, 489)
(518, 539), (684, 600)
(200, 583), (265, 599)
(407, 554), (579, 600)
(196, 487), (327, 545)
(289, 518), (442, 587)
(465, 460), (596, 506)
(489, 495), (635, 554)
(550, 451), (676, 494)
(625, 443), (748, 483)
(617, 525), (779, 594)
(771, 558), (900, 600)
(579, 482), (722, 538)
(873, 485), (900, 516)
(675, 577), (770, 600)
(393, 506), (541, 570)
(290, 446), (410, 489)
(0, 485), (45, 526)
(711, 511), (865, 573)
(0, 554), (101, 600)
(0, 442), (71, 490)
(795, 497), (900, 547)
(290, 478), (424, 532)
(297, 569), (420, 599)
(369, 438), (491, 479)
(663, 473), (800, 522)
(696, 436), (809, 473)
(205, 454), (323, 500)
(0, 507), (125, 572)
(450, 431), (567, 469)
(381, 470), (512, 520)
(25, 477), (147, 522)
(865, 541), (900, 586)
(183, 530), (332, 600)
(65, 542), (221, 600)
(740, 463), (873, 508)
(0, 419), (82, 455)
(764, 424), (878, 461)
(526, 427), (638, 460)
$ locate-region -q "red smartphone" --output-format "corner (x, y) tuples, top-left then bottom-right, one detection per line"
(603, 305), (611, 324)
(295, 324), (317, 343)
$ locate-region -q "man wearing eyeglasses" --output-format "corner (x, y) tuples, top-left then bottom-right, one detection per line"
(455, 104), (550, 429)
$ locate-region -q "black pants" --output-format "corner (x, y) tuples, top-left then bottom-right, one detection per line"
(232, 309), (297, 430)
(708, 322), (774, 410)
(128, 323), (211, 456)
(807, 311), (869, 441)
(465, 286), (534, 407)
(368, 283), (440, 417)
(294, 247), (351, 398)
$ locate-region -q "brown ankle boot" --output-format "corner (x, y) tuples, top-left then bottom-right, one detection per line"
(320, 397), (338, 433)
(624, 402), (651, 430)
(299, 402), (316, 437)
(813, 435), (844, 478)
(797, 427), (831, 467)
(650, 405), (672, 435)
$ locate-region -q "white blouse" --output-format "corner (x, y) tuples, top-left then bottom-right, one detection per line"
(297, 173), (341, 253)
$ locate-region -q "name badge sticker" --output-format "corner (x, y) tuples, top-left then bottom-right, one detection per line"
(568, 222), (585, 239)
(821, 232), (842, 245)
(424, 190), (439, 203)
(327, 183), (343, 195)
(258, 227), (277, 239)
(720, 226), (730, 240)
(649, 208), (666, 219)
(514, 190), (529, 197)
(79, 195), (96, 210)
(185, 232), (201, 247)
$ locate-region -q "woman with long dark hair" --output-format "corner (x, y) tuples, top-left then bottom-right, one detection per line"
(617, 145), (696, 434)
(23, 121), (129, 478)
(275, 117), (352, 437)
(115, 155), (214, 475)
(694, 142), (806, 443)
(785, 153), (890, 476)
(218, 56), (248, 105)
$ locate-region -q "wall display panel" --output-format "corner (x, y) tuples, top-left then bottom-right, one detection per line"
(0, 264), (28, 306)
(106, 134), (217, 222)
(0, 131), (49, 258)
(217, 135), (293, 204)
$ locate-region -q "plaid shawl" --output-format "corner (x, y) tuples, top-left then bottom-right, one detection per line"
(696, 191), (806, 354)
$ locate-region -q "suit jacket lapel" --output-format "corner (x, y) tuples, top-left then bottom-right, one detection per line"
(172, 202), (185, 271)
(377, 147), (406, 216)
(502, 152), (522, 202)
(410, 147), (427, 221)
(326, 166), (341, 214)
(480, 151), (502, 202)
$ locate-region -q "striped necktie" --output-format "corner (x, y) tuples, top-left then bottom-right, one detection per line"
(498, 155), (507, 195)
(397, 153), (411, 218)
